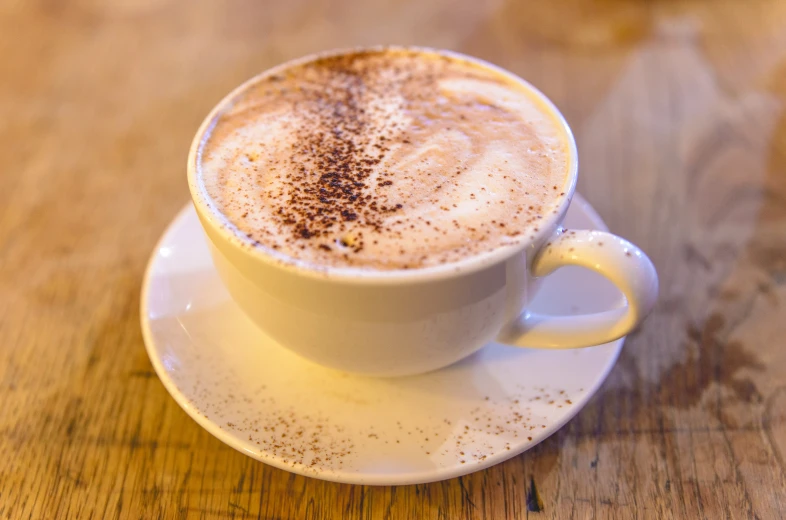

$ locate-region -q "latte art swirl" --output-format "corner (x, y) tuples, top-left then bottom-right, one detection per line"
(198, 49), (570, 270)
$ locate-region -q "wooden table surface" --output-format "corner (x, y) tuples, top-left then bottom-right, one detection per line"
(2, 0), (786, 518)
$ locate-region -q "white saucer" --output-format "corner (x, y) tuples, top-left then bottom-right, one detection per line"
(141, 194), (624, 485)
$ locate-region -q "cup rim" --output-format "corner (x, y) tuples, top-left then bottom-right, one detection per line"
(187, 45), (579, 285)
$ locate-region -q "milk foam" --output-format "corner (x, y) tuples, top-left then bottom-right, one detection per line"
(198, 49), (570, 270)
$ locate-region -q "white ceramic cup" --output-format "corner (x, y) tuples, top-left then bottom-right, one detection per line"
(187, 47), (659, 377)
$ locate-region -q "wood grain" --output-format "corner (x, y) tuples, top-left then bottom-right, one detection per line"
(2, 0), (786, 518)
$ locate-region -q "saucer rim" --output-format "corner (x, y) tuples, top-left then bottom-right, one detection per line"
(140, 193), (623, 485)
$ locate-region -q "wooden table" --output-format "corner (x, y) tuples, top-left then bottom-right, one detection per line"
(2, 0), (785, 518)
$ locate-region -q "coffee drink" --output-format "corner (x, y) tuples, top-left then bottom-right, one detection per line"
(197, 48), (570, 270)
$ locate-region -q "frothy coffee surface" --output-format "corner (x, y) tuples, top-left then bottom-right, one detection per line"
(198, 49), (570, 270)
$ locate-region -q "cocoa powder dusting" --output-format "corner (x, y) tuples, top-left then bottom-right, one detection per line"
(188, 372), (580, 473)
(273, 54), (404, 253)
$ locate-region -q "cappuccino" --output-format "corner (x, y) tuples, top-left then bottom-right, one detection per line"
(197, 48), (570, 270)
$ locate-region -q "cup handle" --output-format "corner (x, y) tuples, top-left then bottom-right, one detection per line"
(497, 228), (659, 348)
